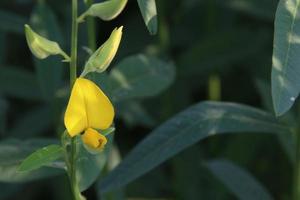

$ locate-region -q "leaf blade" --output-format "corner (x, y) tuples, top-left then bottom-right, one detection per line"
(205, 159), (273, 200)
(98, 101), (289, 192)
(18, 144), (63, 172)
(272, 0), (300, 115)
(137, 0), (158, 35)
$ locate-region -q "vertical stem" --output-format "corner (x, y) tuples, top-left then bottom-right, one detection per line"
(85, 0), (96, 51)
(205, 0), (221, 101)
(208, 74), (221, 101)
(294, 133), (300, 200)
(70, 0), (78, 86)
(69, 0), (80, 200)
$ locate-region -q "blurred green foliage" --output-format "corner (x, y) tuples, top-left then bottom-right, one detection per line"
(0, 0), (295, 200)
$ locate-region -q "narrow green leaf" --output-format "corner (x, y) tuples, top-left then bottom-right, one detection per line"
(0, 139), (63, 182)
(0, 66), (42, 100)
(78, 0), (128, 22)
(98, 101), (289, 192)
(18, 144), (63, 172)
(89, 54), (175, 103)
(137, 0), (158, 35)
(272, 0), (300, 115)
(205, 159), (273, 200)
(0, 10), (27, 34)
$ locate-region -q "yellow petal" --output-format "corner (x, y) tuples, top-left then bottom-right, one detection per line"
(82, 128), (107, 150)
(64, 78), (115, 137)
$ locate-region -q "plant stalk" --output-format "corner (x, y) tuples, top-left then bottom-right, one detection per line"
(69, 0), (80, 199)
(85, 0), (96, 51)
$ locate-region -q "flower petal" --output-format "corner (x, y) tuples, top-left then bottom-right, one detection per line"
(64, 78), (114, 136)
(82, 128), (107, 150)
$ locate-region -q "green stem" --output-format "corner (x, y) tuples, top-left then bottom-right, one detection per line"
(208, 74), (221, 101)
(69, 0), (80, 200)
(294, 132), (300, 200)
(70, 0), (78, 86)
(85, 0), (96, 52)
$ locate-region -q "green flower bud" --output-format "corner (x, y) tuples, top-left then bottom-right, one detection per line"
(25, 24), (70, 61)
(81, 26), (123, 76)
(78, 0), (127, 22)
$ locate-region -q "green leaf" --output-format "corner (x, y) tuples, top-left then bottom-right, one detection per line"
(117, 101), (156, 127)
(77, 133), (114, 192)
(98, 101), (289, 192)
(0, 138), (63, 183)
(272, 0), (300, 116)
(0, 10), (27, 34)
(256, 79), (296, 164)
(30, 2), (67, 101)
(89, 54), (175, 103)
(8, 106), (52, 138)
(205, 159), (273, 200)
(78, 0), (128, 22)
(137, 0), (158, 35)
(0, 66), (42, 100)
(18, 144), (63, 172)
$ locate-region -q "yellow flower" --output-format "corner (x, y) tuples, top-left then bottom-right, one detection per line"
(64, 78), (114, 150)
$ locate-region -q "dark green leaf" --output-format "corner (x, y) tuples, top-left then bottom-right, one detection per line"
(18, 144), (63, 172)
(137, 0), (158, 35)
(272, 0), (300, 115)
(0, 66), (42, 100)
(99, 101), (289, 192)
(0, 138), (63, 182)
(90, 54), (175, 103)
(205, 159), (273, 200)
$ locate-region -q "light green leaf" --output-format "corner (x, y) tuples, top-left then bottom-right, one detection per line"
(78, 0), (128, 22)
(0, 10), (27, 34)
(77, 133), (114, 192)
(30, 2), (67, 101)
(81, 26), (123, 76)
(98, 101), (289, 192)
(205, 159), (273, 200)
(272, 0), (300, 116)
(0, 139), (63, 183)
(89, 54), (175, 103)
(137, 0), (157, 35)
(0, 66), (42, 100)
(18, 144), (63, 172)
